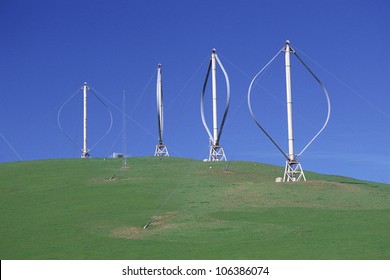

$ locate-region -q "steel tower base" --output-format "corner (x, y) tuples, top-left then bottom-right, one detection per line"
(81, 151), (90, 158)
(209, 145), (227, 161)
(283, 160), (306, 182)
(154, 144), (169, 157)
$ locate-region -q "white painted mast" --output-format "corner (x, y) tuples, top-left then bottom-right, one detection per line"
(122, 90), (127, 165)
(283, 40), (305, 181)
(81, 82), (90, 158)
(157, 64), (163, 144)
(211, 49), (218, 145)
(285, 40), (295, 161)
(154, 64), (169, 157)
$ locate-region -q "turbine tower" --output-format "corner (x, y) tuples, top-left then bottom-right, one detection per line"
(58, 82), (113, 158)
(283, 41), (304, 181)
(201, 49), (230, 161)
(81, 82), (90, 158)
(248, 40), (331, 182)
(154, 64), (169, 157)
(122, 90), (128, 165)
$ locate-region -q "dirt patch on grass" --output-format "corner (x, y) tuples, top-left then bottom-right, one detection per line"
(149, 211), (178, 229)
(111, 226), (145, 240)
(110, 212), (178, 240)
(334, 182), (367, 193)
(309, 180), (366, 193)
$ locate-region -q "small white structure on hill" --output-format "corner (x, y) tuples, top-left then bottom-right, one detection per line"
(112, 152), (123, 158)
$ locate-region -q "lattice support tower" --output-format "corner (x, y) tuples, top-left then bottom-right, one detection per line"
(283, 160), (306, 182)
(209, 145), (227, 161)
(155, 144), (169, 157)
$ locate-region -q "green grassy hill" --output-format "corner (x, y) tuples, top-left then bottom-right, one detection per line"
(0, 157), (389, 259)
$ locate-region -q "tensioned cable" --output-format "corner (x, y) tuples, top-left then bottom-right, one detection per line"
(200, 59), (213, 141)
(105, 70), (159, 157)
(165, 56), (209, 112)
(247, 48), (289, 160)
(106, 129), (123, 157)
(90, 87), (159, 142)
(88, 87), (114, 152)
(57, 87), (83, 150)
(130, 69), (157, 116)
(215, 54), (231, 144)
(200, 51), (230, 145)
(293, 45), (390, 121)
(292, 50), (331, 158)
(0, 132), (23, 161)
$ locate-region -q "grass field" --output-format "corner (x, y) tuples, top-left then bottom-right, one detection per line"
(0, 157), (389, 259)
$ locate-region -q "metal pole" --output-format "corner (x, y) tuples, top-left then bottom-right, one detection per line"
(157, 64), (163, 144)
(285, 41), (295, 161)
(122, 90), (127, 161)
(211, 49), (218, 145)
(82, 82), (88, 158)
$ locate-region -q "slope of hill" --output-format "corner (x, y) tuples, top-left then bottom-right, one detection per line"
(0, 157), (389, 259)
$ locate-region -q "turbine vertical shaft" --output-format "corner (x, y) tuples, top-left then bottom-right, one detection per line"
(122, 90), (126, 157)
(82, 82), (88, 158)
(285, 41), (295, 161)
(211, 49), (218, 145)
(157, 64), (163, 144)
(154, 64), (169, 157)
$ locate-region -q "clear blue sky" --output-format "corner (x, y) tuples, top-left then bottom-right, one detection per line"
(0, 0), (389, 183)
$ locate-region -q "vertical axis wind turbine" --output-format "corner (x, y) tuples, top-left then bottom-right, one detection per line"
(248, 40), (331, 182)
(58, 82), (113, 159)
(81, 82), (90, 158)
(154, 64), (169, 157)
(201, 49), (230, 161)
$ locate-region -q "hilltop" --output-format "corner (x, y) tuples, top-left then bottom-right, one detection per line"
(0, 157), (389, 259)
